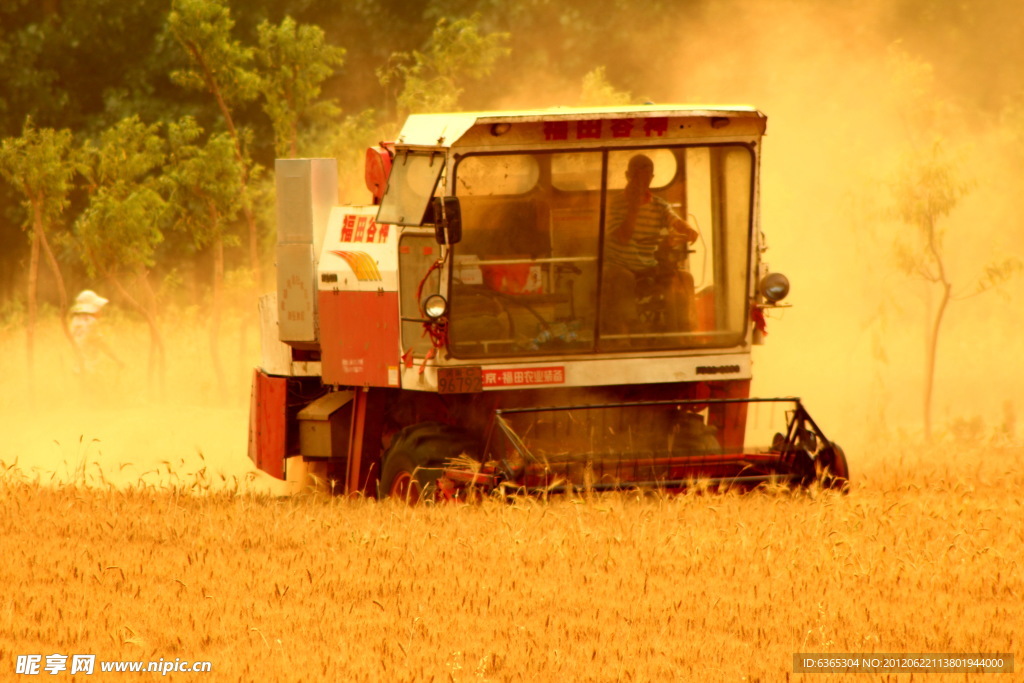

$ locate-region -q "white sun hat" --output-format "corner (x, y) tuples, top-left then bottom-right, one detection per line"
(70, 289), (110, 315)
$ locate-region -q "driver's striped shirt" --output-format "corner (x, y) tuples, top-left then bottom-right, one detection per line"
(605, 194), (678, 273)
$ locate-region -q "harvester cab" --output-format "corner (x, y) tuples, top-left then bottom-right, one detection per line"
(248, 105), (848, 499)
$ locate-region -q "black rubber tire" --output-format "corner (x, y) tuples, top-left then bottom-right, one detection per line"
(816, 442), (850, 492)
(379, 422), (481, 502)
(379, 452), (434, 503)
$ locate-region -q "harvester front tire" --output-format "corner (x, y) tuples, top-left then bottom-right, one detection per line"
(379, 422), (481, 503)
(380, 453), (432, 504)
(816, 442), (850, 492)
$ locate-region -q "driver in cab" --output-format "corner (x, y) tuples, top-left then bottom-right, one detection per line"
(603, 153), (698, 339)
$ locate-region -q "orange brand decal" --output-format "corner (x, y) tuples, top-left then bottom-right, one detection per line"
(330, 251), (382, 281)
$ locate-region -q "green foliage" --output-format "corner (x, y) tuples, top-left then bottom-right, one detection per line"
(888, 142), (971, 282)
(165, 117), (244, 250)
(889, 141), (1020, 297)
(891, 142), (968, 226)
(168, 0), (260, 108)
(75, 190), (167, 278)
(0, 118), (76, 227)
(378, 14), (510, 117)
(74, 116), (168, 277)
(578, 67), (632, 107)
(78, 116), (167, 190)
(0, 0), (187, 133)
(256, 16), (346, 158)
(0, 21), (66, 135)
(972, 258), (1022, 299)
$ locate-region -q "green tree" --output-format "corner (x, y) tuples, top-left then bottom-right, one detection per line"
(256, 16), (346, 158)
(166, 117), (244, 398)
(75, 116), (169, 390)
(0, 10), (65, 136)
(377, 14), (510, 119)
(890, 142), (1020, 440)
(0, 118), (78, 381)
(168, 0), (264, 287)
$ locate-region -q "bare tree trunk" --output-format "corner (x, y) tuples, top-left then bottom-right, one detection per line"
(137, 270), (167, 398)
(26, 227), (40, 392)
(82, 245), (167, 390)
(922, 213), (952, 442)
(209, 236), (226, 400)
(923, 281), (952, 441)
(103, 269), (167, 400)
(34, 206), (83, 371)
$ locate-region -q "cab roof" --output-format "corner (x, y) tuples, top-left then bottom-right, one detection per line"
(394, 105), (766, 148)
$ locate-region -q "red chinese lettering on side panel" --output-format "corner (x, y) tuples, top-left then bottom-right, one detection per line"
(482, 367), (565, 387)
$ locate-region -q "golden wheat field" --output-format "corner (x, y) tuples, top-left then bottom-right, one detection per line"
(2, 316), (1022, 682)
(1, 449), (1022, 681)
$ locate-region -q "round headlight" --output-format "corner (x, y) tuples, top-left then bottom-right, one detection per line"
(423, 294), (448, 319)
(759, 272), (790, 304)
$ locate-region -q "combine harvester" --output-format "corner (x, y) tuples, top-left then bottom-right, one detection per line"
(248, 105), (848, 500)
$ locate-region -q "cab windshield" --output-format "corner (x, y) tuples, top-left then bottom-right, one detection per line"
(447, 145), (754, 357)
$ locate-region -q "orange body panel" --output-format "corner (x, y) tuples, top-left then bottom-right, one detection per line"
(248, 369), (287, 479)
(319, 290), (400, 387)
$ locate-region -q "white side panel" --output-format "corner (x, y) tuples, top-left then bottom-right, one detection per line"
(400, 352), (752, 392)
(275, 158), (338, 344)
(258, 293), (325, 378)
(565, 353), (751, 386)
(277, 243), (318, 342)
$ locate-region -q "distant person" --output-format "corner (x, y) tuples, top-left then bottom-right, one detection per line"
(69, 290), (123, 375)
(602, 154), (698, 339)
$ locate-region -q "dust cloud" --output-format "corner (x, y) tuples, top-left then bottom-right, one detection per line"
(0, 307), (284, 493)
